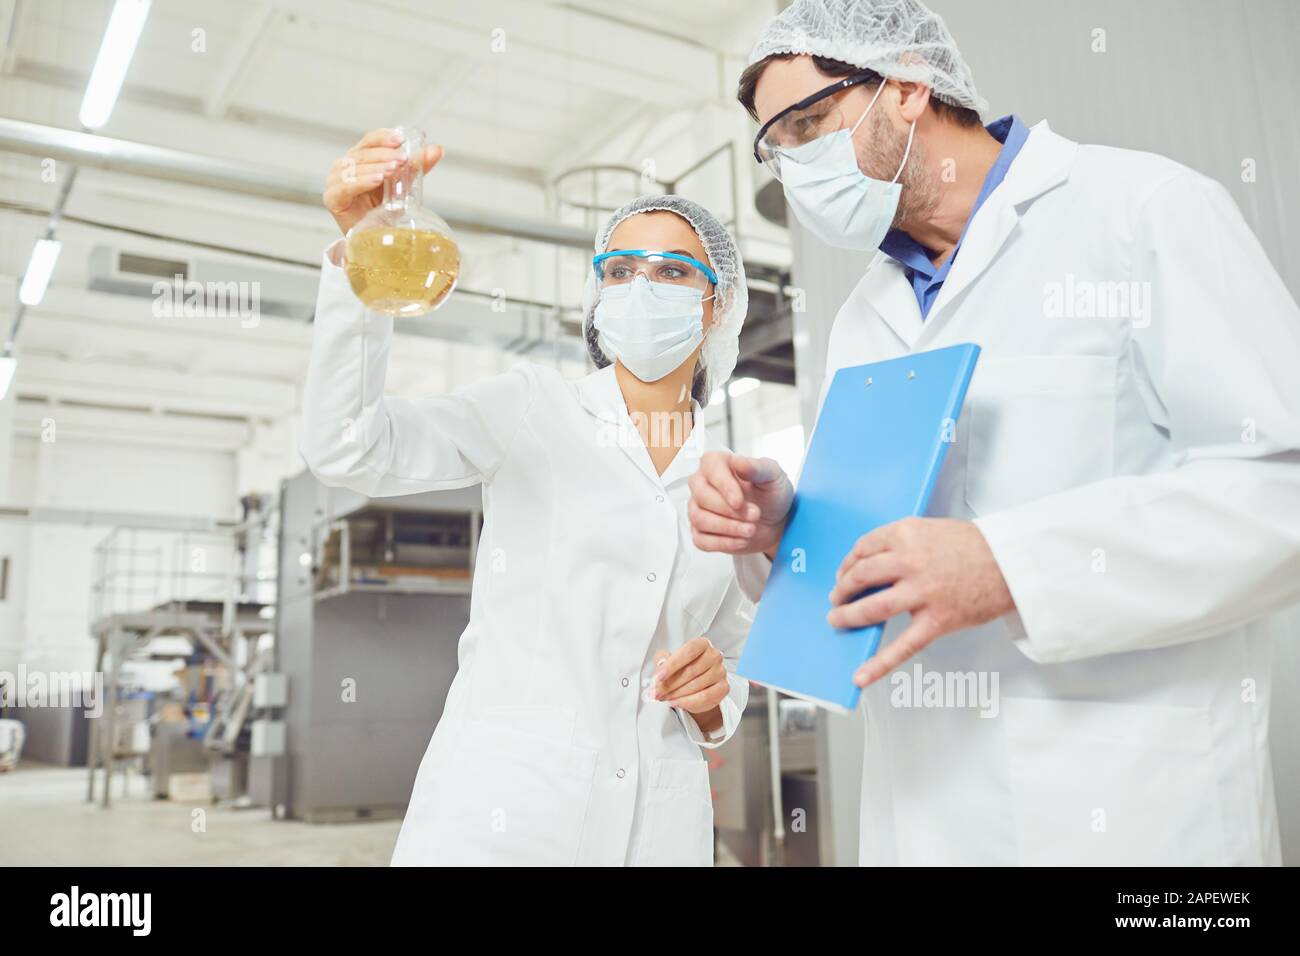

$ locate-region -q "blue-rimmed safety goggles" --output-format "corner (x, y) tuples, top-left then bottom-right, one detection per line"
(592, 250), (718, 291)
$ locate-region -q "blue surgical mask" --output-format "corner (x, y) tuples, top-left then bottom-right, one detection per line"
(593, 276), (706, 383)
(779, 80), (916, 252)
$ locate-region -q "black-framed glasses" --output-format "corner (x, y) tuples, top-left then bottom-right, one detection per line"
(752, 69), (880, 180)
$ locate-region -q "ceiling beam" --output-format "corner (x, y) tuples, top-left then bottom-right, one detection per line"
(12, 400), (253, 451)
(15, 354), (299, 421)
(0, 116), (594, 248)
(204, 2), (279, 119)
(0, 0), (23, 75)
(262, 0), (722, 103)
(4, 62), (550, 187)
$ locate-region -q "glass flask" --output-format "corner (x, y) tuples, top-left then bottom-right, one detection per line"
(343, 126), (460, 316)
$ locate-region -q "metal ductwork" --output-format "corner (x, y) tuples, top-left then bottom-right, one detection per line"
(0, 118), (594, 249)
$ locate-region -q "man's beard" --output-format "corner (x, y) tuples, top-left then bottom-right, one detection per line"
(858, 107), (939, 234)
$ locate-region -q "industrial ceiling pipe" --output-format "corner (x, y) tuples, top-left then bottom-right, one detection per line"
(0, 117), (595, 250)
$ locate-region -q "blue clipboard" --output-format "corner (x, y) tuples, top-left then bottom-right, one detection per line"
(737, 343), (981, 713)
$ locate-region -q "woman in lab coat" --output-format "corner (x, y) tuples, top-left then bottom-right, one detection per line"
(302, 129), (769, 866)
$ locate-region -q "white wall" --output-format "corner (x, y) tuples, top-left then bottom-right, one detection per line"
(936, 0), (1299, 299)
(32, 438), (235, 517)
(0, 516), (30, 672)
(20, 523), (112, 676)
(0, 428), (240, 676)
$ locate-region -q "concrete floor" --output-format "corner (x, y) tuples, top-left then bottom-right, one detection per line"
(0, 761), (400, 866)
(1, 761), (750, 866)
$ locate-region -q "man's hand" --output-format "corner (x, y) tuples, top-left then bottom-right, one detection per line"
(827, 517), (1015, 687)
(688, 451), (794, 555)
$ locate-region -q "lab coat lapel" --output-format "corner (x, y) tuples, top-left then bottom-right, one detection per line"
(574, 364), (664, 489)
(860, 254), (926, 349)
(914, 121), (1078, 349)
(658, 410), (708, 488)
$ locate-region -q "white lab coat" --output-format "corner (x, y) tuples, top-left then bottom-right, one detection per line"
(742, 121), (1300, 865)
(301, 243), (757, 866)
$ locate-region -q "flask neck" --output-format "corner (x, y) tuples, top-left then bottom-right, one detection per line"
(382, 126), (424, 213)
(382, 162), (422, 212)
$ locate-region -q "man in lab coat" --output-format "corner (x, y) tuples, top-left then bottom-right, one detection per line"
(687, 0), (1300, 865)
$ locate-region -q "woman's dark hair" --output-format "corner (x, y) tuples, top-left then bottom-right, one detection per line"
(737, 53), (981, 128)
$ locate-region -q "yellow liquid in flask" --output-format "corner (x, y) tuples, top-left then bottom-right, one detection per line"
(344, 227), (460, 316)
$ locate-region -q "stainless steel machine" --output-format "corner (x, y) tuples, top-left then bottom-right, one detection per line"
(709, 692), (821, 866)
(273, 469), (480, 823)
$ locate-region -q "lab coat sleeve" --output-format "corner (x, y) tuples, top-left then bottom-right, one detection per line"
(677, 575), (754, 748)
(300, 241), (536, 496)
(733, 551), (772, 604)
(974, 170), (1300, 664)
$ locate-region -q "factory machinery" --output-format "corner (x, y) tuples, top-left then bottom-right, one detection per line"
(82, 474), (478, 823)
(270, 470), (478, 822)
(84, 496), (278, 807)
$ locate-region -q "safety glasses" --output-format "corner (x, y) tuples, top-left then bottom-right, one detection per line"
(752, 70), (879, 181)
(592, 250), (718, 291)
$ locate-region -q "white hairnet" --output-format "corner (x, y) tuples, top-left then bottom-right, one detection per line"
(581, 194), (748, 407)
(748, 0), (987, 115)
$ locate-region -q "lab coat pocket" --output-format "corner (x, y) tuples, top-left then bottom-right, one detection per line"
(420, 711), (598, 866)
(634, 757), (715, 867)
(963, 355), (1117, 515)
(1001, 697), (1228, 865)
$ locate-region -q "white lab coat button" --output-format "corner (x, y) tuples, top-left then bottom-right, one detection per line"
(646, 572), (657, 582)
(621, 677), (629, 687)
(616, 768), (626, 779)
(655, 494), (665, 503)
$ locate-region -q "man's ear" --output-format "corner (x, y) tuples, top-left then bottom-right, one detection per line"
(895, 81), (932, 124)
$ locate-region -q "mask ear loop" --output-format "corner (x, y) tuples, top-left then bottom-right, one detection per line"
(892, 120), (916, 185)
(702, 285), (721, 340)
(693, 283), (721, 412)
(846, 79), (917, 186)
(848, 78), (890, 136)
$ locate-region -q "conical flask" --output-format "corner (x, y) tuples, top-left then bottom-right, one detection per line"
(343, 126), (460, 316)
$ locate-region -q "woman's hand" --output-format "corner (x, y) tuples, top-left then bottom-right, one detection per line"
(654, 637), (729, 732)
(322, 128), (444, 236)
(688, 451), (794, 556)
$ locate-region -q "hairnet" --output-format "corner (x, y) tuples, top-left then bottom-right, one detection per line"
(581, 194), (748, 407)
(748, 0), (987, 115)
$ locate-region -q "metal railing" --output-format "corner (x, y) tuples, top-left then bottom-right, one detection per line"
(90, 515), (278, 633)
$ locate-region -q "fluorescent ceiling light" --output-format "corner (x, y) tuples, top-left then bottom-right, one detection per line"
(0, 356), (16, 401)
(18, 239), (62, 306)
(79, 0), (152, 129)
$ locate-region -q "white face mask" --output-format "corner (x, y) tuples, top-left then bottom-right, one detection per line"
(593, 276), (707, 384)
(779, 80), (916, 252)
